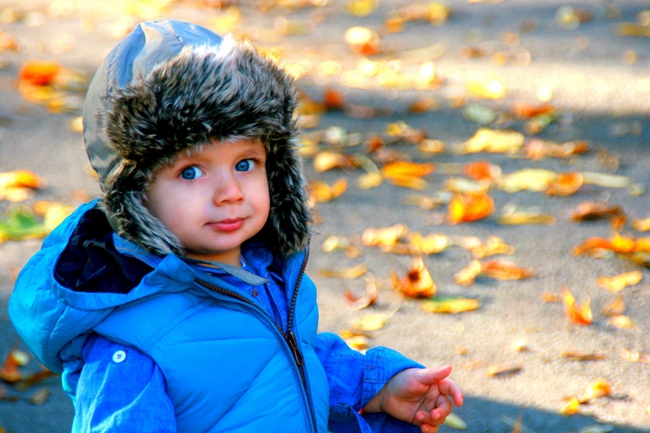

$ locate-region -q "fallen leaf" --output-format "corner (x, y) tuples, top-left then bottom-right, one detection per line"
(361, 224), (409, 247)
(417, 139), (445, 154)
(352, 303), (400, 331)
(609, 314), (634, 329)
(308, 179), (347, 203)
(422, 297), (480, 314)
(468, 236), (515, 258)
(496, 206), (556, 225)
(15, 369), (57, 392)
(481, 260), (535, 280)
(444, 177), (490, 195)
(541, 292), (561, 303)
(562, 287), (593, 325)
(313, 151), (353, 172)
(571, 201), (624, 222)
(512, 102), (555, 119)
(344, 26), (381, 55)
(581, 171), (632, 189)
(597, 270), (642, 293)
(0, 349), (26, 383)
(454, 260), (481, 286)
(396, 2), (450, 26)
(391, 256), (436, 298)
(579, 379), (611, 403)
(443, 413), (467, 430)
(447, 192), (494, 224)
(601, 295), (625, 316)
(18, 60), (61, 86)
(408, 232), (452, 255)
(632, 216), (650, 232)
(29, 387), (51, 406)
(346, 0), (378, 17)
(485, 362), (522, 377)
(615, 23), (650, 37)
(500, 168), (558, 193)
(464, 160), (502, 184)
(319, 263), (368, 279)
(523, 139), (589, 160)
(561, 351), (606, 361)
(322, 235), (351, 253)
(467, 78), (506, 100)
(546, 172), (583, 196)
(461, 128), (525, 154)
(345, 277), (378, 310)
(560, 397), (581, 415)
(381, 161), (435, 178)
(403, 191), (452, 210)
(462, 103), (497, 125)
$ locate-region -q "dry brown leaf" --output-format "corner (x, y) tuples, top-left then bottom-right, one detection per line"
(561, 351), (606, 361)
(546, 172), (583, 196)
(361, 224), (409, 247)
(29, 387), (51, 406)
(391, 256), (436, 298)
(447, 192), (494, 224)
(481, 260), (534, 280)
(597, 270), (642, 293)
(571, 201), (624, 222)
(461, 128), (525, 154)
(485, 362), (522, 377)
(512, 102), (555, 119)
(562, 287), (593, 325)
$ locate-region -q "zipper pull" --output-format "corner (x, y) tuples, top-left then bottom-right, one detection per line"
(286, 331), (305, 366)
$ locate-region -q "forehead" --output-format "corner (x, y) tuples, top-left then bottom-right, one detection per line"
(179, 138), (266, 160)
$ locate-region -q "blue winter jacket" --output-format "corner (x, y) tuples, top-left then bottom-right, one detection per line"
(9, 202), (423, 433)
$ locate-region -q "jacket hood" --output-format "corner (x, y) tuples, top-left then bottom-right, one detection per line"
(83, 20), (310, 258)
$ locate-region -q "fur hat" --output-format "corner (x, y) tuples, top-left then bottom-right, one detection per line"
(83, 20), (310, 258)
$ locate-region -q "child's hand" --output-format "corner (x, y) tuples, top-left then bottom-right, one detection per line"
(363, 365), (463, 433)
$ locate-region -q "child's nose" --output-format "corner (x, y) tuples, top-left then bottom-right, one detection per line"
(213, 171), (244, 205)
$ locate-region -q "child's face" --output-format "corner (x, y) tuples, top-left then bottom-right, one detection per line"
(144, 139), (270, 267)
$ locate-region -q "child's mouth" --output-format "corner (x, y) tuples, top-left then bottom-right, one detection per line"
(210, 218), (244, 232)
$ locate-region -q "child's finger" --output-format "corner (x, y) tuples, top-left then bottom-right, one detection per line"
(415, 365), (453, 385)
(415, 395), (452, 426)
(438, 378), (464, 406)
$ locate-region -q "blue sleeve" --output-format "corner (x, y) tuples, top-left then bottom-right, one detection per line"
(315, 332), (423, 410)
(74, 335), (176, 433)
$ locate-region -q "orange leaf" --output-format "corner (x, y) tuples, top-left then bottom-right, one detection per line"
(464, 160), (502, 183)
(602, 295), (625, 316)
(454, 260), (482, 286)
(381, 161), (435, 178)
(562, 287), (593, 325)
(512, 102), (555, 119)
(447, 193), (494, 224)
(308, 179), (347, 203)
(313, 151), (353, 173)
(344, 26), (381, 55)
(0, 349), (27, 383)
(572, 236), (613, 256)
(323, 87), (345, 110)
(391, 256), (436, 298)
(560, 397), (581, 415)
(18, 60), (61, 86)
(580, 379), (611, 403)
(546, 172), (583, 196)
(609, 314), (634, 329)
(0, 170), (44, 190)
(481, 260), (535, 280)
(468, 235), (514, 259)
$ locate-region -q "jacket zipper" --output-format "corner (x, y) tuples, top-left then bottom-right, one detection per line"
(193, 247), (316, 431)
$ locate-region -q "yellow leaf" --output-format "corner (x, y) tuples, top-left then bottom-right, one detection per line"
(580, 379), (611, 402)
(361, 224), (409, 247)
(409, 232), (452, 255)
(469, 236), (515, 258)
(609, 314), (634, 329)
(352, 304), (399, 331)
(500, 168), (558, 193)
(481, 260), (535, 280)
(385, 175), (428, 190)
(496, 207), (556, 225)
(344, 26), (381, 56)
(632, 216), (650, 232)
(581, 171), (632, 188)
(381, 161), (435, 178)
(562, 287), (593, 325)
(560, 397), (581, 415)
(319, 263), (368, 279)
(422, 297), (479, 314)
(455, 260), (482, 286)
(597, 270), (642, 293)
(313, 151), (352, 173)
(444, 177), (490, 194)
(467, 78), (506, 100)
(357, 172), (383, 190)
(345, 0), (377, 16)
(462, 128), (525, 154)
(485, 362), (522, 377)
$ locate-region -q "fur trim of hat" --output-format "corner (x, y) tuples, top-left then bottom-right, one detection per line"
(87, 24), (310, 258)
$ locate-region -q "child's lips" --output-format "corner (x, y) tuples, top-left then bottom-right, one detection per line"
(209, 218), (244, 232)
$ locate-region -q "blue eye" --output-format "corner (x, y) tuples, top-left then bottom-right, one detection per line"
(180, 166), (204, 180)
(235, 159), (255, 172)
